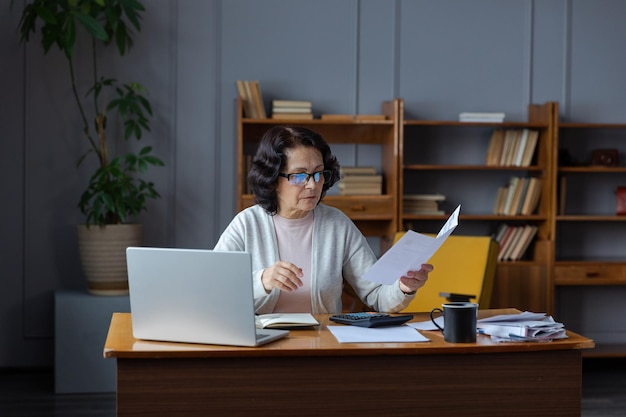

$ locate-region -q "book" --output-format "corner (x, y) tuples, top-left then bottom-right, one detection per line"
(499, 225), (524, 261)
(459, 112), (505, 123)
(249, 81), (267, 119)
(520, 130), (539, 166)
(511, 177), (530, 215)
(499, 130), (517, 166)
(485, 129), (504, 166)
(340, 175), (382, 184)
(236, 80), (254, 118)
(501, 176), (519, 215)
(403, 193), (446, 201)
(271, 100), (312, 108)
(493, 185), (508, 215)
(496, 225), (517, 261)
(340, 166), (377, 175)
(338, 185), (382, 195)
(271, 112), (314, 120)
(509, 225), (538, 261)
(242, 81), (258, 118)
(512, 129), (530, 166)
(520, 177), (541, 215)
(255, 313), (319, 329)
(272, 106), (313, 113)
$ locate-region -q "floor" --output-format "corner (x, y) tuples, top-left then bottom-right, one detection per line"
(0, 359), (624, 416)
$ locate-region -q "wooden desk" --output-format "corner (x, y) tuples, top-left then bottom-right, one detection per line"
(104, 309), (594, 417)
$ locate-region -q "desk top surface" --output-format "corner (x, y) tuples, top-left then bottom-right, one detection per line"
(104, 309), (594, 359)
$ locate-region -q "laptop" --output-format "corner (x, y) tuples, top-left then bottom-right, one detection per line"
(126, 247), (289, 347)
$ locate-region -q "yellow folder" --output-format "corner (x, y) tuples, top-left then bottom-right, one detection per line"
(393, 233), (498, 313)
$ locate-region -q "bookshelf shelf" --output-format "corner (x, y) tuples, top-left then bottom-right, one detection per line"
(559, 166), (626, 173)
(402, 214), (547, 221)
(404, 164), (544, 171)
(556, 215), (626, 221)
(404, 120), (549, 129)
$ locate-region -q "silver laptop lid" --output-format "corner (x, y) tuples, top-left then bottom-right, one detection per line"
(126, 247), (287, 347)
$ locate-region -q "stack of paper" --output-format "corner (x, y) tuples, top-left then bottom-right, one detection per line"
(477, 311), (567, 342)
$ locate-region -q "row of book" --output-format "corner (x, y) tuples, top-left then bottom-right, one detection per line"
(403, 194), (445, 215)
(236, 80), (267, 119)
(272, 100), (313, 120)
(485, 128), (539, 167)
(494, 223), (538, 262)
(338, 166), (382, 195)
(493, 176), (542, 216)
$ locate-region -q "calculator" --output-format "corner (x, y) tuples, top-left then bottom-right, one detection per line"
(329, 312), (414, 328)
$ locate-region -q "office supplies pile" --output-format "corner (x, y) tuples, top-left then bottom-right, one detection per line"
(477, 311), (567, 342)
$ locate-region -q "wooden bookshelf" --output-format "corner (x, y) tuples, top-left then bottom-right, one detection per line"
(399, 101), (557, 314)
(236, 97), (401, 250)
(553, 116), (626, 356)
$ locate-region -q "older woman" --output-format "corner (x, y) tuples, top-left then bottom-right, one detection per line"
(214, 126), (432, 314)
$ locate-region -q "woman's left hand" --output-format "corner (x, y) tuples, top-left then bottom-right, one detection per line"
(398, 264), (433, 294)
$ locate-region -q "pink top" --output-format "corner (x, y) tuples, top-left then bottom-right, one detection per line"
(272, 211), (314, 312)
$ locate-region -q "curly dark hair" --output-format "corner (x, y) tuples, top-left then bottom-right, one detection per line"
(248, 126), (340, 215)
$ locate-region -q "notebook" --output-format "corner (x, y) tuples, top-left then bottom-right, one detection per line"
(126, 247), (289, 347)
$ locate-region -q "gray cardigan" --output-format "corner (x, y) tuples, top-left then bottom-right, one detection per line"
(214, 204), (414, 314)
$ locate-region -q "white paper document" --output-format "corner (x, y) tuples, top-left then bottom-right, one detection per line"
(327, 325), (430, 343)
(362, 205), (461, 285)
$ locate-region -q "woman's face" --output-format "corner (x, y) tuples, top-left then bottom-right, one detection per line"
(276, 146), (325, 219)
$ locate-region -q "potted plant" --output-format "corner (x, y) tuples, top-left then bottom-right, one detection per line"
(14, 0), (164, 294)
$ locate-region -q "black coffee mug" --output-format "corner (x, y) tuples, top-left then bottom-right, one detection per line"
(430, 302), (478, 343)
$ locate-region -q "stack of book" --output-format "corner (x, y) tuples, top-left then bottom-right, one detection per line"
(459, 112), (505, 123)
(403, 194), (446, 215)
(485, 128), (539, 167)
(493, 176), (542, 216)
(236, 80), (266, 119)
(494, 223), (539, 262)
(338, 167), (382, 195)
(271, 100), (313, 120)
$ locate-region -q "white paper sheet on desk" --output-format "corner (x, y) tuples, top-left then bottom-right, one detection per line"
(362, 205), (460, 285)
(408, 317), (443, 331)
(328, 325), (430, 343)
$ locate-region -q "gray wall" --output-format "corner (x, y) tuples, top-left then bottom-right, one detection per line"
(2, 0), (625, 366)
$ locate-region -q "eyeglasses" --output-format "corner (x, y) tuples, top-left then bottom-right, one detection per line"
(278, 170), (331, 186)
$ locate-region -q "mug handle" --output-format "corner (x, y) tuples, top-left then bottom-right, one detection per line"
(430, 307), (444, 331)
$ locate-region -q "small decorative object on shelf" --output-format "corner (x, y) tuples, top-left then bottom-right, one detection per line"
(591, 149), (619, 166)
(616, 186), (626, 215)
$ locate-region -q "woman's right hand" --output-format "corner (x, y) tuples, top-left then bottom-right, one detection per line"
(261, 261), (303, 293)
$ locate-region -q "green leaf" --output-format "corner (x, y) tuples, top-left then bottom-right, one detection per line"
(34, 5), (57, 25)
(75, 12), (109, 41)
